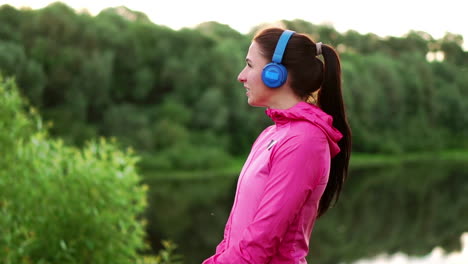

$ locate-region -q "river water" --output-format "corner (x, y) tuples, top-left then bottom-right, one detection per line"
(143, 159), (468, 264)
(352, 232), (468, 264)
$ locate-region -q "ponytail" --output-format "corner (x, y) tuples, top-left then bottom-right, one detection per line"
(317, 44), (352, 218)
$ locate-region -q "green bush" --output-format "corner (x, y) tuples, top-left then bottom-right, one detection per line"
(139, 241), (183, 264)
(0, 76), (148, 264)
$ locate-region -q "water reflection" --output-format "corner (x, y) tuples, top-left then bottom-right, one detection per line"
(352, 233), (468, 264)
(142, 160), (468, 264)
(309, 160), (468, 264)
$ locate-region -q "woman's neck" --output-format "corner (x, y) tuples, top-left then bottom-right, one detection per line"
(268, 93), (304, 110)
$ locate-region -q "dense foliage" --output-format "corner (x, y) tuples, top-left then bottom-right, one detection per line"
(1, 3), (467, 171)
(0, 76), (148, 263)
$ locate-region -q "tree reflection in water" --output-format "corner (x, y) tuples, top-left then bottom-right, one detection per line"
(143, 159), (468, 264)
(352, 232), (468, 264)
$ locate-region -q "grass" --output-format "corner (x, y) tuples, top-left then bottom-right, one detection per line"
(350, 149), (468, 168)
(141, 149), (468, 180)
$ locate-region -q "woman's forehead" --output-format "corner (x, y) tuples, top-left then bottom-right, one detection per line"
(247, 42), (266, 62)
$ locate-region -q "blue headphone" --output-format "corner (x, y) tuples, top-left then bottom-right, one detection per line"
(262, 30), (295, 88)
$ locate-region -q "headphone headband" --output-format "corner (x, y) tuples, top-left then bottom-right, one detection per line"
(272, 30), (295, 63)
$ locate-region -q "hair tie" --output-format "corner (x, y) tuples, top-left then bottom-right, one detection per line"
(316, 42), (323, 56)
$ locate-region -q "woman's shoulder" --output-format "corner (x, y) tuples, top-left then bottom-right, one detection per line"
(288, 120), (327, 140)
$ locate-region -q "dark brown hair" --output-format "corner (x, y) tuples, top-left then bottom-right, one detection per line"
(254, 27), (352, 217)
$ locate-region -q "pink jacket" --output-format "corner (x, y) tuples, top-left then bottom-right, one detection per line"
(202, 102), (343, 264)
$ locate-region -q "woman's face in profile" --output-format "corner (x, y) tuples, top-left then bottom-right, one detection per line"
(237, 41), (275, 107)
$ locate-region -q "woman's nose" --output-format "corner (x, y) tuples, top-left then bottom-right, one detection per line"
(238, 69), (246, 83)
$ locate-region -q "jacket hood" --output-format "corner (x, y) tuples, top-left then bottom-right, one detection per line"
(265, 101), (343, 157)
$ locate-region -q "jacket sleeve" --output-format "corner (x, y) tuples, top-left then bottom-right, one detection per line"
(202, 134), (329, 264)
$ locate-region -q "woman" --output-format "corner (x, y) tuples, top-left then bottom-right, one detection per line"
(202, 27), (352, 264)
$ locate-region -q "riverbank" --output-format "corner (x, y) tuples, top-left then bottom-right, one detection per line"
(350, 149), (468, 168)
(140, 149), (468, 180)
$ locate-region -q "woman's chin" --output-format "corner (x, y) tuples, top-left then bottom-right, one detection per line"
(247, 99), (266, 108)
(247, 98), (256, 106)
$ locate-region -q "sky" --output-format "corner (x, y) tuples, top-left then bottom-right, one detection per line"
(2, 0), (468, 50)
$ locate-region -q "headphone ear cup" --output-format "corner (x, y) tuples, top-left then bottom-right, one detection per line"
(262, 63), (288, 88)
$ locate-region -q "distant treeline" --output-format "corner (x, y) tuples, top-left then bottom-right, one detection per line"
(1, 2), (467, 170)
